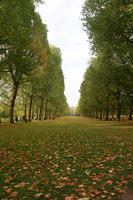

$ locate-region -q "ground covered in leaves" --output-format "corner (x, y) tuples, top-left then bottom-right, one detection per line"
(0, 117), (133, 200)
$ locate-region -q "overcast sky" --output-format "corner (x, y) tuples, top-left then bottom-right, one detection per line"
(36, 0), (91, 107)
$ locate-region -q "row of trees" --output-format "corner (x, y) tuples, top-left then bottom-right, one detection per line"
(78, 0), (133, 121)
(0, 0), (69, 123)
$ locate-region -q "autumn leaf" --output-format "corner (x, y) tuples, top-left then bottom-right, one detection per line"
(121, 180), (128, 184)
(65, 196), (73, 200)
(5, 176), (14, 183)
(28, 187), (34, 191)
(127, 174), (133, 179)
(79, 197), (90, 200)
(99, 183), (106, 189)
(15, 182), (25, 188)
(94, 189), (101, 195)
(106, 180), (113, 185)
(78, 184), (84, 188)
(6, 188), (11, 193)
(44, 193), (50, 198)
(34, 193), (43, 199)
(90, 177), (101, 182)
(10, 191), (18, 198)
(81, 192), (87, 197)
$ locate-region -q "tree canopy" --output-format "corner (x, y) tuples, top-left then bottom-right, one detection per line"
(0, 0), (69, 123)
(78, 1), (133, 120)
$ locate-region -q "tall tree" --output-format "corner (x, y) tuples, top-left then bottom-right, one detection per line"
(0, 0), (36, 123)
(82, 0), (133, 76)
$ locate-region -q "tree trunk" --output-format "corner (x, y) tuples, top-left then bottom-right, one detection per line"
(49, 114), (51, 119)
(105, 96), (109, 121)
(96, 112), (98, 119)
(52, 114), (55, 120)
(111, 107), (115, 120)
(32, 104), (34, 120)
(28, 91), (33, 122)
(44, 101), (48, 120)
(105, 108), (109, 121)
(10, 82), (19, 123)
(24, 104), (27, 118)
(99, 113), (102, 120)
(128, 107), (132, 120)
(39, 97), (44, 120)
(116, 93), (121, 121)
(36, 108), (39, 120)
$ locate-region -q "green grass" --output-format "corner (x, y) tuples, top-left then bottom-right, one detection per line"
(0, 117), (133, 200)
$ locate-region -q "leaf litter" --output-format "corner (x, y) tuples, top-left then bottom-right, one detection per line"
(0, 117), (133, 199)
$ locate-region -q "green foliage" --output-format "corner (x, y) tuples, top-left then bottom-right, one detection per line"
(0, 0), (68, 122)
(80, 0), (133, 120)
(82, 0), (133, 75)
(79, 56), (133, 120)
(0, 110), (9, 118)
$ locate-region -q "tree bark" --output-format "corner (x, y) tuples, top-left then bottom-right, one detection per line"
(128, 107), (132, 120)
(96, 112), (98, 119)
(28, 90), (34, 122)
(49, 114), (51, 119)
(24, 104), (27, 118)
(99, 113), (102, 120)
(116, 93), (121, 121)
(32, 104), (34, 120)
(39, 97), (44, 120)
(10, 82), (19, 123)
(36, 108), (39, 120)
(111, 107), (115, 120)
(44, 101), (48, 120)
(105, 96), (109, 121)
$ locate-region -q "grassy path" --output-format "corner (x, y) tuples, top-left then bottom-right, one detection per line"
(0, 117), (133, 200)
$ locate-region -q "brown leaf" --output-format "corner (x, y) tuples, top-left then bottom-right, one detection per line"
(28, 187), (34, 191)
(127, 174), (133, 179)
(94, 189), (101, 195)
(65, 196), (73, 200)
(34, 193), (43, 199)
(44, 193), (50, 198)
(121, 180), (128, 185)
(15, 183), (25, 188)
(99, 183), (105, 189)
(91, 177), (101, 182)
(6, 188), (11, 193)
(10, 191), (18, 198)
(106, 180), (113, 185)
(78, 184), (84, 188)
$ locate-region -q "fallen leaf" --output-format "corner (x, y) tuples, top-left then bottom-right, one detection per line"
(44, 193), (50, 198)
(34, 193), (43, 199)
(6, 188), (11, 193)
(10, 191), (18, 198)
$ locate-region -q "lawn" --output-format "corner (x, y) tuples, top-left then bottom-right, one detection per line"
(0, 117), (133, 200)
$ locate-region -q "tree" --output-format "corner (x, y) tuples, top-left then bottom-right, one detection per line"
(80, 0), (133, 120)
(78, 56), (131, 121)
(82, 0), (133, 76)
(0, 0), (36, 123)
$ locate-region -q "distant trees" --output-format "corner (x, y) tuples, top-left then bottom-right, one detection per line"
(0, 0), (69, 123)
(79, 57), (133, 121)
(79, 0), (133, 121)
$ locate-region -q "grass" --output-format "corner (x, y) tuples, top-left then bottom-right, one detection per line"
(0, 116), (133, 200)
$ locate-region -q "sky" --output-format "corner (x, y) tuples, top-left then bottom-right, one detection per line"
(36, 0), (91, 107)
